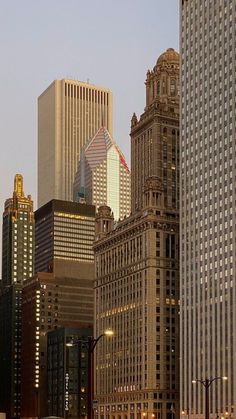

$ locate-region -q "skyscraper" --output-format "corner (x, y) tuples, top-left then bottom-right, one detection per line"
(73, 126), (131, 220)
(21, 272), (94, 418)
(0, 175), (34, 419)
(180, 1), (235, 417)
(35, 199), (95, 273)
(2, 174), (34, 286)
(0, 284), (22, 419)
(22, 198), (96, 418)
(47, 327), (91, 419)
(38, 79), (113, 206)
(94, 49), (179, 419)
(131, 48), (179, 212)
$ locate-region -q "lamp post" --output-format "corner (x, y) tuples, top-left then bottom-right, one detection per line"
(181, 409), (189, 419)
(192, 377), (227, 419)
(66, 329), (114, 419)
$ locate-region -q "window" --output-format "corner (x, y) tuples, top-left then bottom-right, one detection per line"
(170, 79), (176, 96)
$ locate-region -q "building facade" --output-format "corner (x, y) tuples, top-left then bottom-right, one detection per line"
(94, 49), (179, 419)
(2, 174), (34, 286)
(0, 175), (34, 419)
(73, 126), (131, 220)
(35, 199), (95, 273)
(131, 48), (179, 213)
(47, 327), (91, 419)
(0, 284), (22, 419)
(21, 270), (94, 419)
(180, 1), (236, 417)
(38, 79), (113, 206)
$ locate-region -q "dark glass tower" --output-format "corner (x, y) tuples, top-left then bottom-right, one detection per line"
(47, 327), (91, 419)
(35, 199), (95, 274)
(0, 174), (34, 419)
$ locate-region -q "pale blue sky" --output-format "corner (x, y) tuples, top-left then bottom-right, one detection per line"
(0, 0), (179, 266)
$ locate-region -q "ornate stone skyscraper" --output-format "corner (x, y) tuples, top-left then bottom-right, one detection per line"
(180, 1), (236, 417)
(38, 79), (113, 207)
(73, 126), (131, 220)
(2, 174), (34, 286)
(0, 174), (34, 419)
(94, 49), (179, 419)
(131, 48), (179, 212)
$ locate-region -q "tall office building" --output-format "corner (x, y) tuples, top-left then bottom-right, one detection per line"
(180, 1), (235, 417)
(47, 327), (91, 419)
(21, 271), (94, 419)
(35, 199), (95, 274)
(0, 284), (22, 419)
(2, 174), (34, 285)
(38, 79), (113, 206)
(73, 126), (131, 220)
(22, 199), (95, 418)
(131, 48), (179, 212)
(94, 49), (179, 419)
(0, 175), (34, 419)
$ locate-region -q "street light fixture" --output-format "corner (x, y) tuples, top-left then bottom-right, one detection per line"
(66, 330), (114, 419)
(192, 376), (228, 419)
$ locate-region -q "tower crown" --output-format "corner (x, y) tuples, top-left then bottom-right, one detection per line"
(156, 48), (179, 67)
(14, 174), (24, 198)
(145, 48), (180, 107)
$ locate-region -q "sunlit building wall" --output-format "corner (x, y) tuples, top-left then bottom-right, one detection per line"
(180, 1), (236, 417)
(38, 79), (113, 207)
(94, 49), (179, 419)
(73, 126), (131, 220)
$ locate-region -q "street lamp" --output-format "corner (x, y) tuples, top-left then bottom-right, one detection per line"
(181, 409), (189, 419)
(66, 329), (114, 419)
(192, 376), (228, 419)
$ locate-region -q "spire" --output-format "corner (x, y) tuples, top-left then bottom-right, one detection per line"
(131, 112), (138, 128)
(14, 174), (24, 198)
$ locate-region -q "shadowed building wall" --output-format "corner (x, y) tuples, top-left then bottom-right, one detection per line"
(0, 175), (34, 419)
(21, 270), (94, 419)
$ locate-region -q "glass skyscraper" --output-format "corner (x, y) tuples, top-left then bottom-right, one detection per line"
(35, 199), (95, 273)
(180, 1), (236, 417)
(73, 126), (131, 220)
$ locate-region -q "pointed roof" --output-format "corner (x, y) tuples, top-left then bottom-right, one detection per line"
(84, 127), (130, 172)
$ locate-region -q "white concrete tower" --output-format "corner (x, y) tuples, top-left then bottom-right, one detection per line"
(38, 79), (112, 207)
(180, 1), (236, 418)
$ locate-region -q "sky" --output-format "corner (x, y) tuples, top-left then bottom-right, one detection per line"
(0, 0), (179, 271)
